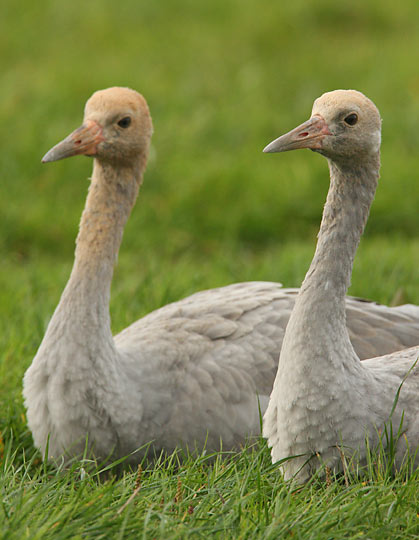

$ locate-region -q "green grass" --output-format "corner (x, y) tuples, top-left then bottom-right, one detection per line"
(1, 0), (419, 537)
(1, 442), (419, 539)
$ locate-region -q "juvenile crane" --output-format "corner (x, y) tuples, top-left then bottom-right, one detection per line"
(263, 90), (419, 481)
(24, 87), (419, 464)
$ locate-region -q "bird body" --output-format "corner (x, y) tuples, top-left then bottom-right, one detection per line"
(23, 88), (419, 464)
(263, 90), (419, 481)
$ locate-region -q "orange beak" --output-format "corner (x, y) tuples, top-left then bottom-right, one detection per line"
(42, 120), (104, 163)
(263, 115), (331, 153)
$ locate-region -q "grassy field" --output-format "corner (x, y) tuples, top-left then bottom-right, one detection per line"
(1, 0), (419, 537)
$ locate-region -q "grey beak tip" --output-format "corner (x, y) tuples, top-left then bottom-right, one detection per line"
(41, 148), (61, 163)
(41, 149), (53, 163)
(263, 143), (276, 153)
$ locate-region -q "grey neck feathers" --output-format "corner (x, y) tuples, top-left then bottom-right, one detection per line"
(288, 153), (380, 355)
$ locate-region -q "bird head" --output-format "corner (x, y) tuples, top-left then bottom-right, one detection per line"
(263, 89), (381, 163)
(42, 87), (153, 166)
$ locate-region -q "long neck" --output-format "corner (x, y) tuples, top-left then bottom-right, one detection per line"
(52, 155), (146, 339)
(286, 153), (380, 360)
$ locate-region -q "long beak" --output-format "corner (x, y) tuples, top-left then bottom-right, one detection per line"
(263, 115), (331, 153)
(42, 120), (104, 163)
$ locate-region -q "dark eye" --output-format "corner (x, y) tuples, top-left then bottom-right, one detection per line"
(344, 113), (358, 126)
(117, 116), (131, 128)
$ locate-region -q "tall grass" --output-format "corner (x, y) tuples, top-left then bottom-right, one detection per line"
(1, 0), (418, 537)
(1, 441), (418, 539)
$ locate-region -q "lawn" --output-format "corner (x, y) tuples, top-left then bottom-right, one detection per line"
(1, 0), (419, 537)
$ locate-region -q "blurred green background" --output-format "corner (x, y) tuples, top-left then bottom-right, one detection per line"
(0, 0), (418, 403)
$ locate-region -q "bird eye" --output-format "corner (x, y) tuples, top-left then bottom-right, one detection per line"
(344, 113), (358, 126)
(117, 116), (131, 128)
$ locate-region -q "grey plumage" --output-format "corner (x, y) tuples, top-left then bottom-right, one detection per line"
(23, 88), (419, 465)
(263, 89), (419, 481)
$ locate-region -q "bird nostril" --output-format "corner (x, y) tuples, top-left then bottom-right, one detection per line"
(75, 140), (82, 145)
(298, 132), (309, 138)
